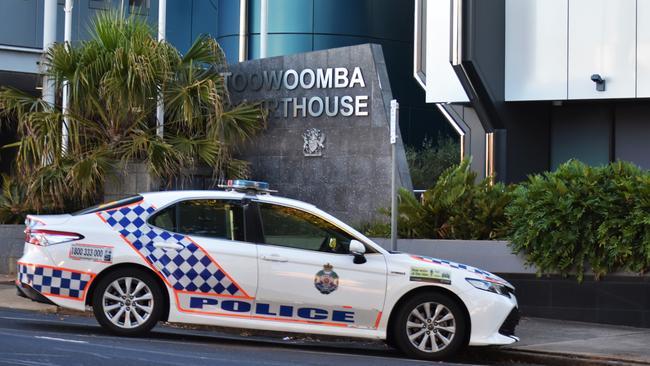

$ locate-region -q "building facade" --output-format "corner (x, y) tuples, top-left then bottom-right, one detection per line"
(417, 0), (650, 182)
(0, 0), (452, 185)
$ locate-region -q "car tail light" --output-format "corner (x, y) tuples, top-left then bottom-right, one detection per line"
(24, 229), (84, 246)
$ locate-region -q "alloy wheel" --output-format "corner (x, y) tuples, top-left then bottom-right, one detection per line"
(102, 277), (154, 329)
(405, 302), (456, 353)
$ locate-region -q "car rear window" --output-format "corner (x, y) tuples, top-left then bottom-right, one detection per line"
(72, 195), (143, 216)
(147, 199), (245, 241)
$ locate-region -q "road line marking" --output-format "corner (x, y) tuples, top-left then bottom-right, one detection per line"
(34, 336), (88, 344)
(0, 315), (91, 327)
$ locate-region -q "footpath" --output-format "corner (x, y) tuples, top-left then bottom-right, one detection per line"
(1, 274), (648, 366)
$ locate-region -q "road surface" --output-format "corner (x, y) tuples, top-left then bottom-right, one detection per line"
(0, 307), (535, 366)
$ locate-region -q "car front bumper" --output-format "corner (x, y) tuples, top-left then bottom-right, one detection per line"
(459, 287), (520, 346)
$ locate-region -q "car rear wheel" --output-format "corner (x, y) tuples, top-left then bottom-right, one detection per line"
(392, 292), (468, 360)
(92, 268), (163, 336)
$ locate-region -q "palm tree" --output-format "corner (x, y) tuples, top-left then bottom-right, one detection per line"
(0, 12), (265, 212)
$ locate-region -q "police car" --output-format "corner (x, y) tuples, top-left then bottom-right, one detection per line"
(16, 180), (519, 360)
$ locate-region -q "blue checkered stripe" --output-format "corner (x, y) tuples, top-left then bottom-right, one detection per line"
(18, 264), (91, 299)
(412, 255), (505, 282)
(100, 204), (244, 296)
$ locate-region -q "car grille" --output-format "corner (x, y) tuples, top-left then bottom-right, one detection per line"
(502, 286), (515, 298)
(498, 307), (520, 337)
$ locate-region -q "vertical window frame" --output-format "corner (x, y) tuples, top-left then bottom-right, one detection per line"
(414, 0), (427, 88)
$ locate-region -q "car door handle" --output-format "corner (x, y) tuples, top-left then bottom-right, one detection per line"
(261, 255), (288, 263)
(152, 242), (185, 250)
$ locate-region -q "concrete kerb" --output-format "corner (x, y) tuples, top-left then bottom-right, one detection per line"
(493, 349), (650, 366)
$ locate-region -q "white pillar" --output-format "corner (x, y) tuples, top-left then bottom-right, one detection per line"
(156, 0), (166, 138)
(238, 0), (248, 62)
(390, 100), (399, 252)
(62, 0), (73, 154)
(260, 0), (268, 58)
(42, 0), (58, 107)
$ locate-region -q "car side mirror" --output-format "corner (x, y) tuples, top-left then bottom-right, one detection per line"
(349, 240), (366, 264)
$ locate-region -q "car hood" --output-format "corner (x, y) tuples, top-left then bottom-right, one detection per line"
(388, 252), (514, 289)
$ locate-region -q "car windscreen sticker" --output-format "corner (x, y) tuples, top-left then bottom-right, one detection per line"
(410, 267), (451, 285)
(314, 263), (339, 294)
(69, 244), (113, 263)
(410, 255), (507, 284)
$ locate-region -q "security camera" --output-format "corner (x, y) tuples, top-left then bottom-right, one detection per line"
(591, 74), (605, 92)
(591, 74), (603, 83)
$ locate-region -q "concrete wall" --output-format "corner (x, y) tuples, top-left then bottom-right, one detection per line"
(373, 238), (535, 274)
(0, 225), (25, 275)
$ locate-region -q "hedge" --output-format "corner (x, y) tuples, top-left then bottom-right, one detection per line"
(507, 160), (650, 281)
(364, 159), (650, 281)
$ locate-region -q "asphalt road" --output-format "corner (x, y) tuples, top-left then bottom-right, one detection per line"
(0, 308), (537, 366)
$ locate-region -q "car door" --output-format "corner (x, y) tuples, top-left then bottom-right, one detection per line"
(147, 198), (257, 316)
(253, 201), (387, 329)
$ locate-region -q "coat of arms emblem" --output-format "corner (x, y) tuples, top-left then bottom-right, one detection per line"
(303, 128), (325, 156)
(314, 263), (339, 294)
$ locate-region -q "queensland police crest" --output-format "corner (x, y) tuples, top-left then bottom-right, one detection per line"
(314, 263), (339, 294)
(303, 128), (325, 156)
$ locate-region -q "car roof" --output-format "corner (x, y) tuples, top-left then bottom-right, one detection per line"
(139, 190), (317, 210)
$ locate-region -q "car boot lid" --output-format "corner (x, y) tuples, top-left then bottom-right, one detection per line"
(26, 214), (73, 227)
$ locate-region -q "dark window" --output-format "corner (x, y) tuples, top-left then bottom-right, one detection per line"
(148, 200), (245, 241)
(73, 195), (143, 216)
(89, 0), (111, 10)
(150, 205), (175, 232)
(129, 0), (150, 14)
(257, 203), (354, 254)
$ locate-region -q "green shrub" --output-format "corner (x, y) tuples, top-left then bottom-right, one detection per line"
(406, 135), (460, 189)
(394, 158), (511, 240)
(0, 12), (265, 214)
(507, 160), (650, 281)
(357, 221), (391, 238)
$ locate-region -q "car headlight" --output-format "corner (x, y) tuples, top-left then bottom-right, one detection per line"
(466, 278), (510, 297)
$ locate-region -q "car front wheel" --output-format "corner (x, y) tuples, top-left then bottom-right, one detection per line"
(392, 292), (468, 360)
(92, 268), (163, 336)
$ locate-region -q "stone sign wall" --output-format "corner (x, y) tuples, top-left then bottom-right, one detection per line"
(226, 44), (412, 224)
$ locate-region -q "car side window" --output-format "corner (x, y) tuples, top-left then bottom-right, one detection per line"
(148, 199), (245, 241)
(257, 202), (353, 254)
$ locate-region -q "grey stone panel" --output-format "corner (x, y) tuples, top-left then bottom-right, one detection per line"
(104, 163), (159, 202)
(228, 43), (412, 224)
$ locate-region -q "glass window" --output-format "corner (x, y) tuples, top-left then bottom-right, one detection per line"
(150, 205), (176, 232)
(258, 203), (354, 254)
(89, 0), (110, 10)
(148, 200), (244, 241)
(129, 0), (150, 15)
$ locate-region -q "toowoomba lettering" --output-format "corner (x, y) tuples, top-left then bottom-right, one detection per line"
(221, 67), (370, 118)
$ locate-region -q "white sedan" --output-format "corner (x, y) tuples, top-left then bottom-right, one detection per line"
(16, 180), (519, 360)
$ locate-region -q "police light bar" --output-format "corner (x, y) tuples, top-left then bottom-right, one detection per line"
(219, 180), (276, 194)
